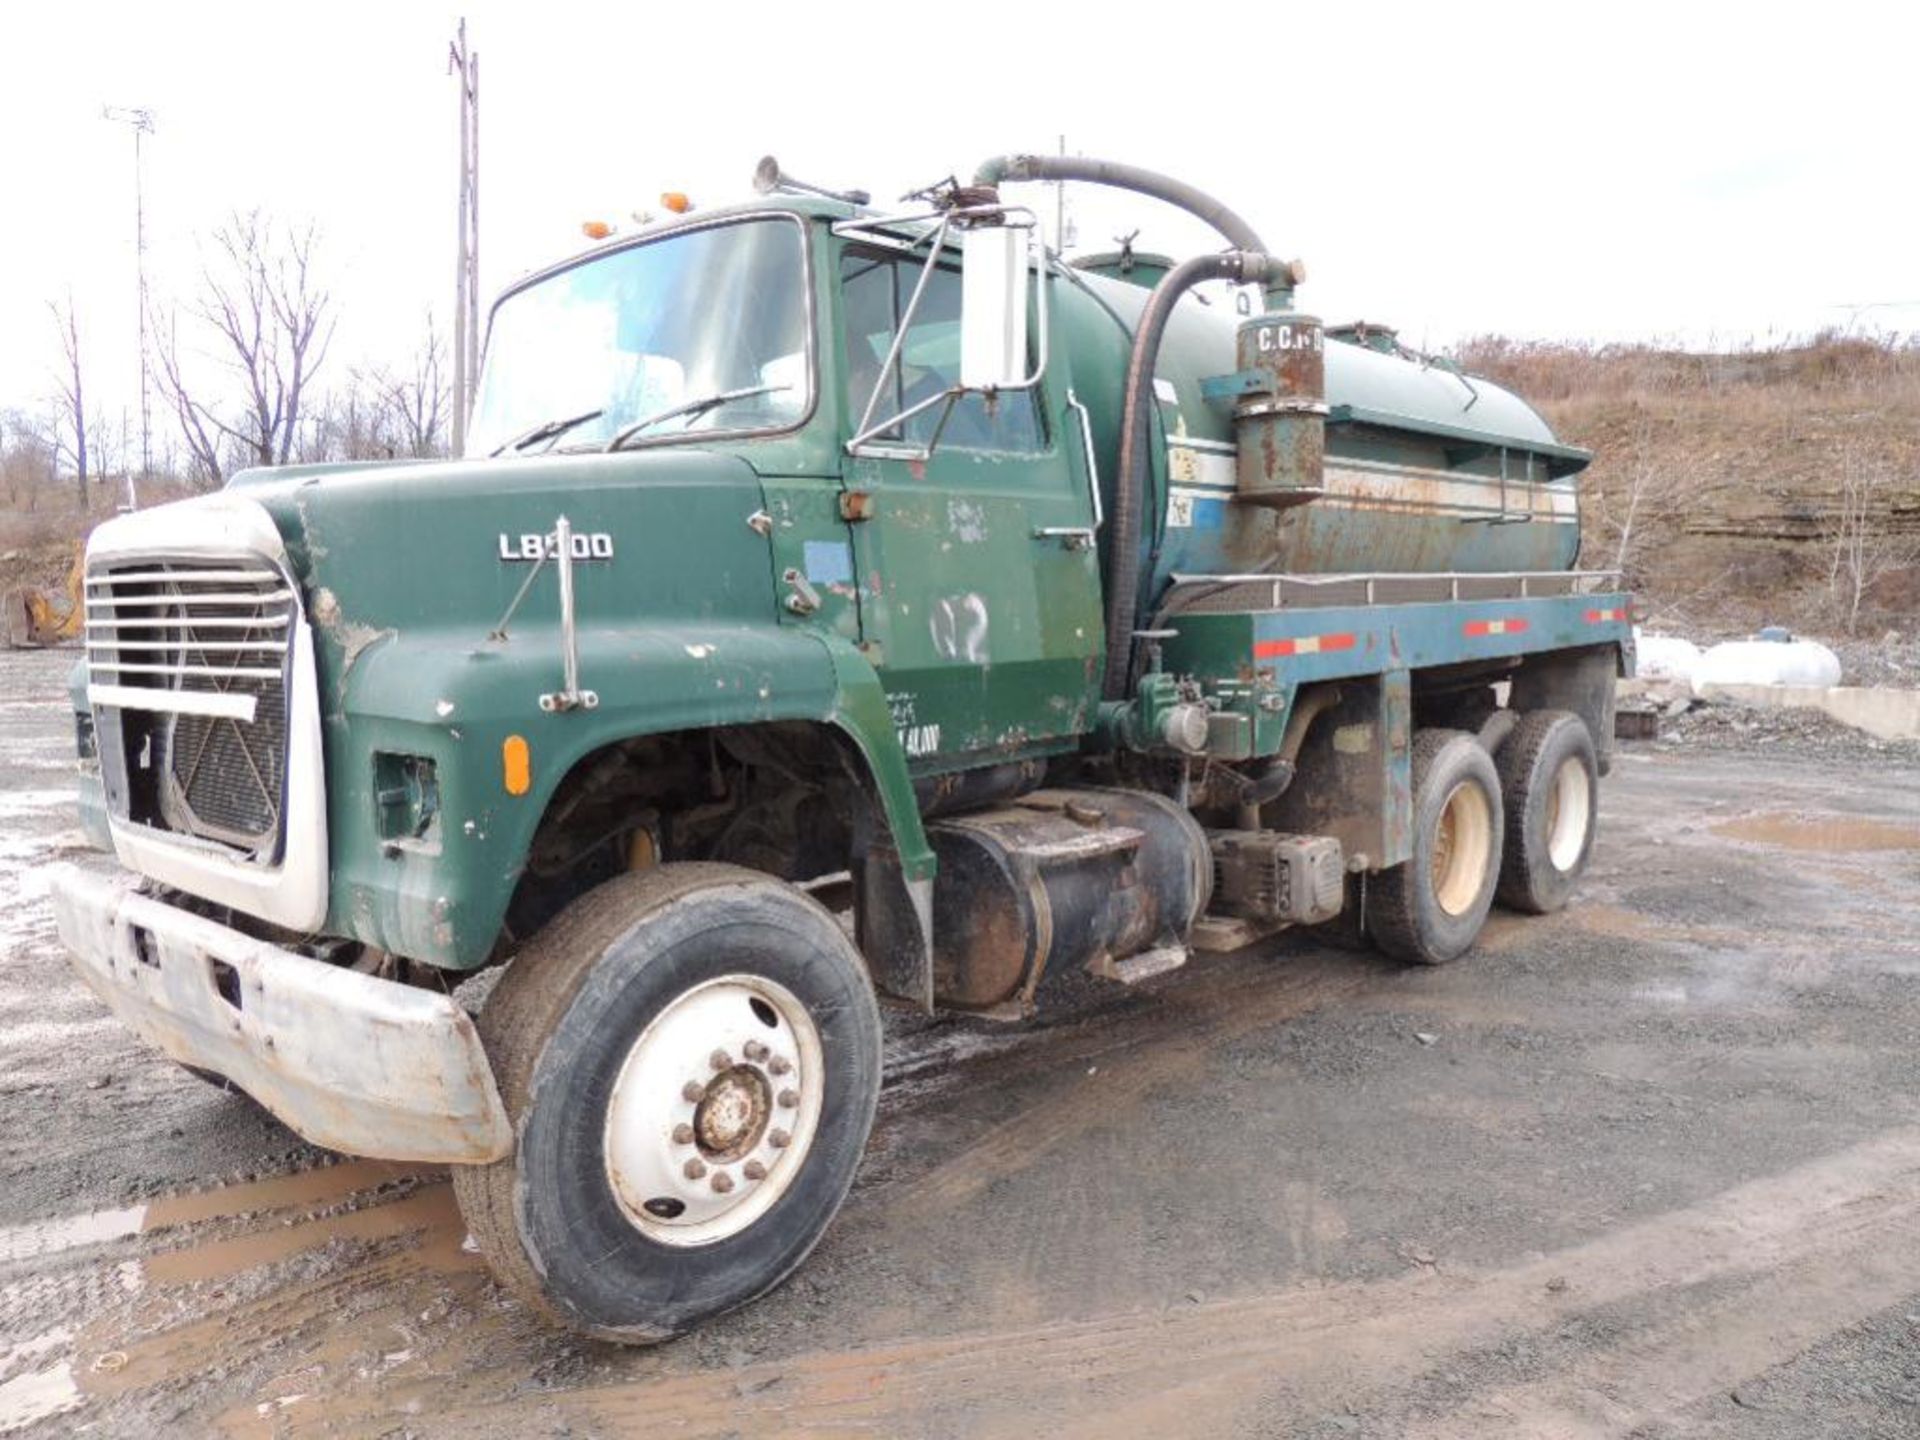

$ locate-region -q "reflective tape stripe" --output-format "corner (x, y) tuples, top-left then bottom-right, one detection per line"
(1464, 618), (1530, 637)
(1584, 606), (1626, 623)
(1254, 632), (1357, 659)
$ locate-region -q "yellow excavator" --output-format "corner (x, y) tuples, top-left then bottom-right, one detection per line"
(2, 542), (85, 648)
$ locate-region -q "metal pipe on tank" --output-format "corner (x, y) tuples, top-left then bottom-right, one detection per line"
(973, 153), (1268, 262)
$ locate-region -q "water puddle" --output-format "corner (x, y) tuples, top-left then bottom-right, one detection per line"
(0, 1158), (430, 1266)
(142, 1183), (463, 1289)
(80, 1185), (482, 1417)
(1711, 812), (1920, 853)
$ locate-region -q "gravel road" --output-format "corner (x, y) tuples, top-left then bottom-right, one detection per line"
(2, 646), (1918, 1438)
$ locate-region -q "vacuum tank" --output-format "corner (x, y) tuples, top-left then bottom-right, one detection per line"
(1055, 256), (1592, 592)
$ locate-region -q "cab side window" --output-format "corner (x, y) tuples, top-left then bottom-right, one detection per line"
(840, 249), (1045, 454)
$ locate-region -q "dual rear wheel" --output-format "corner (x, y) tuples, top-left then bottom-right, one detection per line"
(1367, 711), (1597, 964)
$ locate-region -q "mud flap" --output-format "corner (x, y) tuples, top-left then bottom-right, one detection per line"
(1511, 644), (1620, 777)
(852, 840), (934, 1012)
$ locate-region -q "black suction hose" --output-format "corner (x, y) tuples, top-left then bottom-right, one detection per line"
(1109, 250), (1295, 699)
(1108, 254), (1242, 697)
(973, 154), (1268, 254)
(972, 154), (1295, 700)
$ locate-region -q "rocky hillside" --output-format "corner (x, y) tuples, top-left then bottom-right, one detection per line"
(1453, 333), (1920, 635)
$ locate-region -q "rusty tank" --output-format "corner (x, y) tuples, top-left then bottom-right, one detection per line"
(1056, 253), (1591, 591)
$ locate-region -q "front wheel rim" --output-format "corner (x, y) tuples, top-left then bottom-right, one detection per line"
(1545, 756), (1593, 872)
(602, 973), (825, 1247)
(1430, 780), (1494, 917)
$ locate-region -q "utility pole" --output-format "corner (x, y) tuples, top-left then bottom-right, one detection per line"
(103, 104), (154, 511)
(449, 21), (480, 455)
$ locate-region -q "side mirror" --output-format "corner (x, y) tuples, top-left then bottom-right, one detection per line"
(959, 224), (1030, 390)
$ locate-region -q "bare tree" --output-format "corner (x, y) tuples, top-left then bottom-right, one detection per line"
(1583, 415), (1676, 585)
(1827, 448), (1915, 634)
(363, 311), (449, 459)
(154, 307), (229, 488)
(48, 293), (88, 511)
(0, 409), (58, 512)
(153, 211), (336, 486)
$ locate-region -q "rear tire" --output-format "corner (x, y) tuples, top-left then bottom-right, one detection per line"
(1368, 729), (1504, 965)
(453, 863), (882, 1343)
(1494, 710), (1598, 914)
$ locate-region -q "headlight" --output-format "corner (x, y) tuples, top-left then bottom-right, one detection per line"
(373, 753), (440, 843)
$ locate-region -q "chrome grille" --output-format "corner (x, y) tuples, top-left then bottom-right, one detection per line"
(85, 558), (295, 853)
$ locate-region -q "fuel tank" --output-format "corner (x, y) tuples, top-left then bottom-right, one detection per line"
(925, 787), (1210, 1012)
(1057, 258), (1591, 593)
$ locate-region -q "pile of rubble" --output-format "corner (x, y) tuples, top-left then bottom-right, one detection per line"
(1619, 687), (1919, 763)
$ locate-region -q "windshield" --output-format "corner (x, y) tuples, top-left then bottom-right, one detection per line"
(466, 217), (811, 458)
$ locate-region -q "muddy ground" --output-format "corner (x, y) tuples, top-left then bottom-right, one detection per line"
(2, 645), (1918, 1438)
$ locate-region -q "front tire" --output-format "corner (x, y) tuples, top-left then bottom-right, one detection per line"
(453, 863), (882, 1343)
(1367, 729), (1504, 965)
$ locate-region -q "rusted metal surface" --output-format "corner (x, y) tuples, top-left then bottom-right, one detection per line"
(927, 788), (1211, 1012)
(48, 865), (511, 1164)
(1262, 671), (1415, 873)
(1233, 311), (1328, 508)
(1206, 831), (1344, 926)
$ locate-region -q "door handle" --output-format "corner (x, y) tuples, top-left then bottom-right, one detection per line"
(1033, 526), (1096, 551)
(781, 568), (822, 614)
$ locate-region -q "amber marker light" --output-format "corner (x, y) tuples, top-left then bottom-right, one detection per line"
(660, 192), (693, 214)
(503, 735), (532, 796)
(581, 220), (613, 240)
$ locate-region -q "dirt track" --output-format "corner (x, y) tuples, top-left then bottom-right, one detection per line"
(3, 645), (1919, 1438)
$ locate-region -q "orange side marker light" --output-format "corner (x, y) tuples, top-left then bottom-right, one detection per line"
(503, 735), (532, 796)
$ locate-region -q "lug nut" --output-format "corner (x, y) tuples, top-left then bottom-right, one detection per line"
(681, 1081), (705, 1103)
(769, 1128), (791, 1149)
(743, 1040), (769, 1063)
(709, 1049), (732, 1071)
(710, 1171), (735, 1194)
(777, 1089), (799, 1109)
(743, 1160), (767, 1181)
(683, 1158), (707, 1180)
(671, 1123), (695, 1145)
(769, 1056), (792, 1077)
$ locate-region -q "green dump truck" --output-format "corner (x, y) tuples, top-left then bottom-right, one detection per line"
(50, 154), (1632, 1341)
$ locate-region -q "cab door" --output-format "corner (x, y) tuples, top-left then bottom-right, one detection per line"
(837, 243), (1103, 769)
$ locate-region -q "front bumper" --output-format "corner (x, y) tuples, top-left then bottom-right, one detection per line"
(49, 865), (511, 1164)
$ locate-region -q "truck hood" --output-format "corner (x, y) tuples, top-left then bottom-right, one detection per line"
(102, 450), (782, 689)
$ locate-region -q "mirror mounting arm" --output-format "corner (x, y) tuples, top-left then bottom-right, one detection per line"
(843, 203), (1050, 463)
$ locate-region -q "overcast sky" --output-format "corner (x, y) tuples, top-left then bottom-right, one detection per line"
(3, 0), (1914, 441)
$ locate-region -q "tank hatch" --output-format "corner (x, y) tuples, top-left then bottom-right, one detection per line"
(1327, 321), (1404, 356)
(1070, 249), (1178, 288)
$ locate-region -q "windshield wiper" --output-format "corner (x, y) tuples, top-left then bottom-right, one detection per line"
(488, 407), (605, 458)
(603, 384), (791, 453)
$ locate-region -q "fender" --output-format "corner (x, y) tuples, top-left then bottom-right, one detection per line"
(322, 620), (934, 973)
